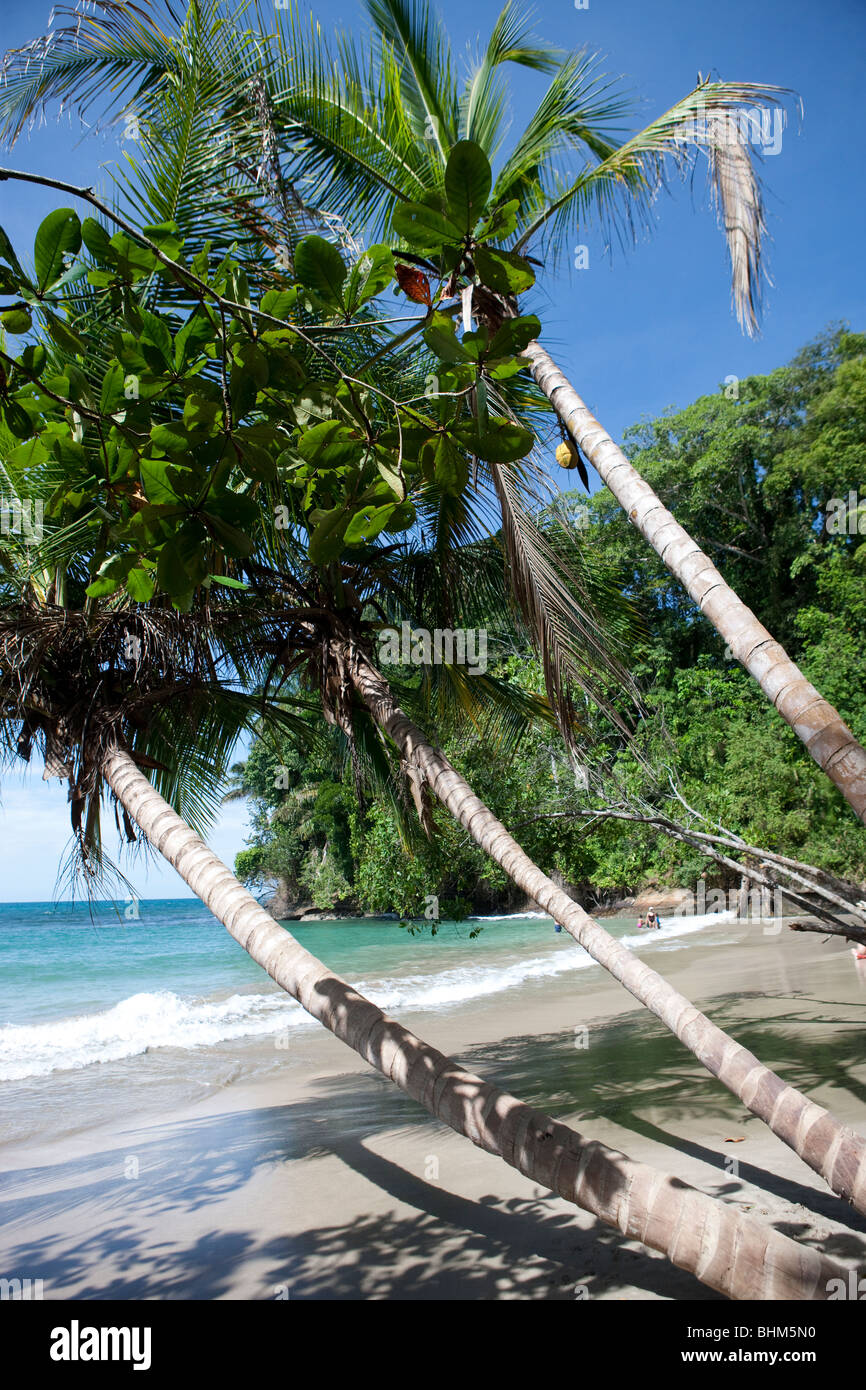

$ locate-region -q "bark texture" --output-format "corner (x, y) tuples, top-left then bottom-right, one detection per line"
(525, 338), (866, 825)
(102, 745), (847, 1300)
(344, 644), (866, 1216)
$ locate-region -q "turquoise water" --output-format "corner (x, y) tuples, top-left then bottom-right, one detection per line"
(0, 898), (733, 1085)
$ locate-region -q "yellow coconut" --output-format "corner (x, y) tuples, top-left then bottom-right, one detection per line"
(555, 440), (579, 469)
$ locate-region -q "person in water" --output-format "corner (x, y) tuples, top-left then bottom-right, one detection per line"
(646, 908), (660, 930)
(636, 917), (645, 930)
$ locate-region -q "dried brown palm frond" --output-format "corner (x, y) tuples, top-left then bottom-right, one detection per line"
(0, 597), (315, 884)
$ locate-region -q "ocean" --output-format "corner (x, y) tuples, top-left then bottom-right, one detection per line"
(0, 898), (740, 1146)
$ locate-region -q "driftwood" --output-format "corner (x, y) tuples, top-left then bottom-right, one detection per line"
(516, 802), (866, 948)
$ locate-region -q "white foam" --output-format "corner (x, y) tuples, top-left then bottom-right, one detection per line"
(0, 989), (307, 1080)
(469, 910), (553, 921)
(0, 910), (734, 1079)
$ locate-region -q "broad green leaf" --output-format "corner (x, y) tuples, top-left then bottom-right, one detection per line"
(65, 364), (95, 409)
(86, 552), (133, 598)
(473, 245), (535, 294)
(423, 312), (471, 362)
(100, 362), (126, 414)
(344, 244), (395, 310)
(487, 356), (528, 380)
(34, 209), (81, 292)
(460, 327), (489, 360)
(299, 419), (366, 466)
(141, 220), (183, 261)
(377, 427), (434, 463)
(109, 232), (159, 278)
(126, 567), (156, 602)
(157, 538), (193, 595)
(476, 377), (489, 433)
(206, 492), (259, 529)
(183, 393), (223, 436)
(141, 455), (191, 501)
(232, 340), (268, 387)
(263, 343), (307, 392)
(201, 513), (252, 558)
(332, 379), (374, 430)
(149, 422), (193, 457)
(175, 308), (217, 370)
(1, 399), (33, 438)
(209, 574), (249, 590)
(488, 314), (541, 357)
(477, 200), (520, 240)
(294, 236), (347, 307)
(392, 202), (463, 251)
(386, 500), (417, 532)
(87, 269), (118, 289)
(7, 436), (48, 467)
(421, 435), (467, 495)
(293, 385), (337, 429)
(0, 266), (19, 293)
(1, 307), (31, 334)
(308, 505), (349, 565)
(140, 309), (173, 367)
(344, 502), (396, 545)
(20, 344), (47, 377)
(376, 456), (406, 501)
(260, 289), (297, 319)
(235, 439), (276, 482)
(454, 418), (534, 462)
(81, 218), (115, 263)
(175, 522), (210, 585)
(43, 312), (86, 356)
(444, 141), (492, 233)
(50, 434), (87, 470)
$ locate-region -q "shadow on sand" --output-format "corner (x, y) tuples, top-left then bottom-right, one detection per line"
(1, 990), (863, 1299)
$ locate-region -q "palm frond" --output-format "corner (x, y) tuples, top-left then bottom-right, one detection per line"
(490, 455), (638, 747)
(0, 0), (182, 145)
(459, 0), (561, 152)
(516, 79), (793, 331)
(364, 0), (458, 163)
(491, 49), (631, 218)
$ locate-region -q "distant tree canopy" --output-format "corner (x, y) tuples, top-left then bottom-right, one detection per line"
(234, 326), (866, 914)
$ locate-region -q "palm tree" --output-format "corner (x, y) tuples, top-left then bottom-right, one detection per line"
(2, 0), (866, 1223)
(101, 745), (848, 1301)
(3, 136), (865, 1238)
(0, 290), (845, 1303)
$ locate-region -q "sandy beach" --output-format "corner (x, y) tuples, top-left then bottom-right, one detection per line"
(2, 919), (865, 1301)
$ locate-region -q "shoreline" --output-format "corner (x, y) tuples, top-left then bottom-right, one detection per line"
(1, 921), (865, 1299)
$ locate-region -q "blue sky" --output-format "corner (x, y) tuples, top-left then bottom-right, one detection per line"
(0, 0), (863, 899)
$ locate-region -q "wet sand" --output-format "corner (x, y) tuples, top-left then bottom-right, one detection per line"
(2, 922), (865, 1299)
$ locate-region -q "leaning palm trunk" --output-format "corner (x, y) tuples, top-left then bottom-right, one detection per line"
(101, 744), (846, 1299)
(524, 340), (866, 825)
(342, 641), (866, 1215)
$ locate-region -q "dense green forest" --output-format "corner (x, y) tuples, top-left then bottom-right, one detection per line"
(232, 326), (866, 916)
